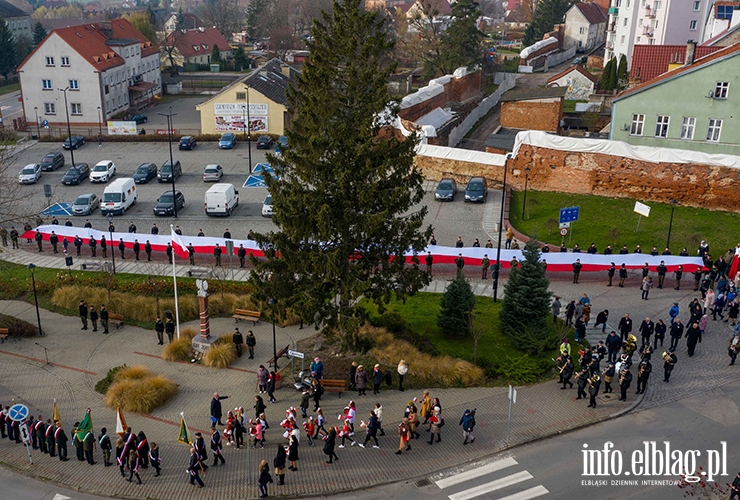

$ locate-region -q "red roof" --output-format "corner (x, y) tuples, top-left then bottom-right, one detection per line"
(168, 27), (232, 58)
(574, 2), (607, 25)
(629, 44), (722, 82)
(617, 43), (740, 100)
(546, 64), (598, 85)
(18, 18), (158, 72)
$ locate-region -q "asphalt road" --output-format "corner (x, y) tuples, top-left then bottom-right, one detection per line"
(1, 90), (23, 127)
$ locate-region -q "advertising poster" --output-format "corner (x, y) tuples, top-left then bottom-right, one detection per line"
(107, 121), (137, 135)
(214, 103), (268, 132)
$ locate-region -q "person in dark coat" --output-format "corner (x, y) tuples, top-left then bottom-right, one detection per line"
(82, 428), (96, 465)
(55, 422), (69, 461)
(89, 306), (98, 332)
(576, 368), (589, 400)
(149, 442), (161, 476)
(34, 416), (47, 453)
(372, 364), (383, 395)
(118, 239), (126, 259)
(136, 430), (149, 468)
(79, 300), (88, 330)
(638, 317), (654, 346)
(246, 331), (256, 359)
(587, 375), (601, 408)
(355, 365), (368, 396)
(100, 235), (107, 259)
(155, 316), (164, 345)
(323, 426), (339, 464)
(618, 264), (628, 287)
(99, 427), (112, 466)
(349, 362), (357, 391)
(210, 428), (225, 466)
(214, 244), (222, 266)
(164, 317), (175, 343)
(166, 243), (173, 264)
(669, 319), (684, 350)
(360, 411), (380, 448)
(312, 380), (323, 411)
(287, 434), (299, 471)
(636, 360), (652, 394)
(273, 443), (287, 485)
(663, 348), (678, 382)
(127, 449), (142, 484)
(685, 321), (702, 357)
(210, 393), (229, 426)
(561, 357), (574, 389)
(618, 369), (632, 401)
(258, 459), (273, 498)
(145, 241), (152, 261)
(654, 319), (666, 349)
(233, 328), (244, 357)
(46, 419), (56, 457)
(72, 422), (84, 461)
(238, 244), (247, 268)
(194, 432), (208, 471)
(188, 446), (204, 487)
(100, 305), (109, 334)
(133, 240), (141, 260)
(267, 371), (277, 403)
(605, 331), (621, 363)
(572, 259), (582, 283)
(254, 395), (266, 420)
(618, 314), (632, 342)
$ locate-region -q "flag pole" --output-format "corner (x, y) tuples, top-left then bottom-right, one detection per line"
(170, 225), (181, 340)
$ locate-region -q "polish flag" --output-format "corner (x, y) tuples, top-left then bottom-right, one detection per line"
(171, 228), (189, 259)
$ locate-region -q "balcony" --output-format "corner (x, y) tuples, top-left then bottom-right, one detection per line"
(608, 6), (619, 14)
(607, 22), (616, 32)
(606, 40), (614, 50)
(643, 26), (653, 36)
(644, 6), (655, 18)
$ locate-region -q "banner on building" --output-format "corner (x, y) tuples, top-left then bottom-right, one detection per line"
(214, 103), (268, 132)
(107, 121), (137, 135)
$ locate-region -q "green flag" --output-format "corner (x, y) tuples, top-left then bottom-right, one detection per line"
(75, 408), (93, 441)
(178, 416), (192, 446)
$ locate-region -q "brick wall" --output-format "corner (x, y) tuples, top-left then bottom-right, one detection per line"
(500, 99), (563, 132)
(449, 71), (482, 104)
(400, 91), (448, 123)
(413, 154), (505, 186)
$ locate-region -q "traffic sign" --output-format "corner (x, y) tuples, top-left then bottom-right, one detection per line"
(559, 206), (580, 223)
(508, 385), (517, 404)
(559, 222), (570, 229)
(43, 120), (49, 128)
(288, 349), (304, 359)
(20, 423), (30, 443)
(560, 228), (568, 236)
(9, 404), (29, 422)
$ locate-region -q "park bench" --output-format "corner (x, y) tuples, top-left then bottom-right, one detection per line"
(267, 344), (290, 367)
(0, 328), (9, 343)
(81, 262), (102, 270)
(320, 379), (347, 397)
(187, 268), (212, 278)
(233, 308), (261, 325)
(108, 313), (124, 329)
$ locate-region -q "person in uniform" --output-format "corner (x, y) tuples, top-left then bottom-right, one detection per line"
(210, 427), (226, 466)
(194, 432), (209, 471)
(188, 446), (205, 487)
(618, 368), (632, 401)
(0, 226), (8, 247)
(246, 330), (256, 359)
(118, 239), (126, 259)
(149, 442), (161, 476)
(572, 259), (582, 284)
(587, 374), (601, 408)
(174, 226), (182, 235)
(561, 357), (574, 389)
(82, 428), (96, 465)
(556, 354), (567, 383)
(238, 244), (247, 268)
(50, 231), (59, 253)
(72, 422), (84, 461)
(455, 253), (464, 274)
(155, 316), (165, 345)
(133, 240), (141, 260)
(198, 229), (206, 237)
(635, 360), (652, 394)
(602, 362), (615, 393)
(89, 305), (98, 332)
(166, 243), (173, 264)
(35, 229), (43, 252)
(214, 244), (222, 266)
(576, 367), (589, 400)
(99, 427), (112, 466)
(79, 300), (88, 330)
(233, 328), (244, 357)
(663, 348), (677, 382)
(481, 254), (490, 279)
(46, 419), (56, 456)
(674, 265), (683, 290)
(136, 430), (149, 468)
(425, 251), (433, 276)
(188, 243), (196, 265)
(145, 241), (152, 261)
(151, 224), (159, 235)
(89, 236), (97, 257)
(100, 235), (107, 259)
(55, 422), (69, 461)
(618, 264), (628, 287)
(9, 227), (19, 248)
(128, 222), (136, 233)
(34, 415), (46, 452)
(100, 305), (109, 334)
(607, 263), (615, 286)
(165, 316), (175, 343)
(657, 261), (667, 289)
(73, 235), (83, 256)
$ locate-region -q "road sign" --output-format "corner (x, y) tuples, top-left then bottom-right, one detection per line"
(288, 349), (304, 359)
(560, 228), (568, 236)
(508, 385), (517, 404)
(43, 120), (49, 128)
(8, 404), (29, 422)
(559, 206), (580, 223)
(634, 201), (651, 217)
(20, 423), (30, 443)
(559, 222), (570, 229)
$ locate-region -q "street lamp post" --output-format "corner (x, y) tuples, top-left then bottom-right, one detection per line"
(97, 106), (103, 138)
(59, 87), (75, 167)
(268, 298), (278, 371)
(107, 213), (116, 274)
(241, 104), (247, 141)
(245, 84), (253, 174)
(522, 167), (531, 220)
(33, 106), (40, 139)
(158, 107), (179, 218)
(493, 160), (509, 302)
(666, 199), (678, 250)
(28, 264), (43, 336)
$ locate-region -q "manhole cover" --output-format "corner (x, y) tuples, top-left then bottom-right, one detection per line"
(415, 478), (432, 487)
(598, 393), (618, 402)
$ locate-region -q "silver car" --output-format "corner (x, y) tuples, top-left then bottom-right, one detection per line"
(203, 164), (224, 182)
(19, 163), (42, 184)
(72, 193), (98, 216)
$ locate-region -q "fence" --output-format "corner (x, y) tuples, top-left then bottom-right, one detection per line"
(447, 73), (516, 148)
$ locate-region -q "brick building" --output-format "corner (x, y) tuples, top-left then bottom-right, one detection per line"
(499, 87), (566, 133)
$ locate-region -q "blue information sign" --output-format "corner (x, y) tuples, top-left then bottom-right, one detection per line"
(9, 404), (29, 422)
(559, 206), (580, 224)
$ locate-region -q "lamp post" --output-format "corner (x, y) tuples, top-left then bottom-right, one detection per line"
(268, 298), (278, 371)
(107, 213), (116, 274)
(33, 106), (40, 139)
(157, 107), (179, 218)
(97, 106), (103, 138)
(522, 166), (531, 220)
(241, 104), (247, 141)
(666, 199), (678, 250)
(245, 84), (253, 174)
(28, 264), (43, 337)
(59, 87), (75, 166)
(493, 160), (509, 302)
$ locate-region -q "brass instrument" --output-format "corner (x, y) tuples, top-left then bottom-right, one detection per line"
(730, 335), (740, 354)
(662, 351), (675, 365)
(638, 366), (645, 377)
(589, 374), (601, 386)
(623, 334), (637, 355)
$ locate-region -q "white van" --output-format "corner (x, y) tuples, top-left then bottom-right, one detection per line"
(204, 183), (239, 216)
(100, 177), (137, 215)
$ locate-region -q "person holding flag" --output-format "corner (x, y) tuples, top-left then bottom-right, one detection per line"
(118, 427), (135, 469)
(116, 407), (127, 437)
(178, 412), (192, 447)
(188, 446), (205, 488)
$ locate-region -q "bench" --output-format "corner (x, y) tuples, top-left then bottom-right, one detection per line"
(108, 313), (124, 329)
(267, 344), (290, 367)
(187, 268), (212, 278)
(233, 308), (261, 325)
(320, 379), (346, 397)
(81, 262), (102, 270)
(0, 328), (9, 343)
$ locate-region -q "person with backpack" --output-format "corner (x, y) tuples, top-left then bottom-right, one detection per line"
(459, 408), (476, 445)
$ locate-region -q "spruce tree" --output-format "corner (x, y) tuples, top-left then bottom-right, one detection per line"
(441, 0), (484, 72)
(599, 58), (613, 90)
(608, 57), (618, 90)
(0, 18), (16, 79)
(616, 54), (628, 89)
(211, 44), (221, 64)
(500, 239), (553, 354)
(437, 274), (476, 337)
(32, 21), (47, 47)
(249, 0), (433, 347)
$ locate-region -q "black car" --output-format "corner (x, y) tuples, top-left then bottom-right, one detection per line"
(40, 152), (65, 171)
(133, 162), (157, 183)
(61, 163), (90, 185)
(178, 136), (197, 150)
(62, 136), (85, 150)
(130, 113), (148, 124)
(256, 135), (274, 149)
(158, 160), (182, 182)
(464, 176), (488, 203)
(153, 190), (185, 216)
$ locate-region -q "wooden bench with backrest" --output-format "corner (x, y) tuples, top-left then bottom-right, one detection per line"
(233, 308), (261, 325)
(187, 268), (212, 278)
(0, 328), (9, 343)
(320, 379), (346, 397)
(108, 313), (124, 329)
(81, 262), (102, 270)
(267, 344), (290, 367)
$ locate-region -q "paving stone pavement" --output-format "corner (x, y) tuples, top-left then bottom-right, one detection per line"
(0, 246), (735, 498)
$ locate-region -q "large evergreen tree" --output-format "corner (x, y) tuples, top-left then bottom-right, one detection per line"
(0, 18), (16, 79)
(608, 57), (618, 90)
(437, 274), (476, 337)
(500, 239), (553, 354)
(523, 0), (575, 46)
(440, 0), (485, 72)
(32, 21), (47, 47)
(616, 54), (628, 90)
(599, 57), (614, 90)
(211, 44), (221, 63)
(249, 0), (433, 348)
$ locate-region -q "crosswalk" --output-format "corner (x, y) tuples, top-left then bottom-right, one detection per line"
(432, 456), (549, 500)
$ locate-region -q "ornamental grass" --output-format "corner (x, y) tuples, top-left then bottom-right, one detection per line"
(202, 335), (237, 368)
(103, 366), (177, 414)
(161, 328), (197, 362)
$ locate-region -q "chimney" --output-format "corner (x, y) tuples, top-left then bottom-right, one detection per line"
(685, 40), (696, 66)
(98, 20), (112, 40)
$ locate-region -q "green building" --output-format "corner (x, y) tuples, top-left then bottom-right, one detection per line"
(610, 43), (740, 156)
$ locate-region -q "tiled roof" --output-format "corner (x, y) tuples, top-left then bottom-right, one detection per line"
(629, 44), (722, 82)
(616, 43), (740, 101)
(199, 59), (298, 108)
(546, 64), (598, 85)
(0, 0), (28, 17)
(574, 2), (607, 25)
(168, 27), (232, 58)
(500, 86), (567, 102)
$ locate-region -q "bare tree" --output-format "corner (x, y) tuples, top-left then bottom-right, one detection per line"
(0, 147), (47, 226)
(142, 262), (170, 317)
(209, 264), (229, 299)
(197, 0), (245, 40)
(471, 315), (487, 366)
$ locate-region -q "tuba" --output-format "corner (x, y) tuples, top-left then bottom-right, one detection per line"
(589, 374), (601, 386)
(662, 351), (674, 364)
(624, 335), (637, 355)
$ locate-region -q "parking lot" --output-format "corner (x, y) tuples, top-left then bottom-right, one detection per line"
(10, 141), (493, 247)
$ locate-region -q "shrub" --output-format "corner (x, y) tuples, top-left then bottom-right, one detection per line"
(104, 375), (178, 414)
(437, 274), (476, 337)
(202, 335), (237, 368)
(94, 364), (127, 394)
(0, 314), (39, 337)
(115, 365), (152, 381)
(162, 328), (197, 362)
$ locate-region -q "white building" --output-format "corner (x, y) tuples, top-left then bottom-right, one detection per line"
(18, 19), (161, 130)
(564, 2), (608, 52)
(604, 0), (713, 68)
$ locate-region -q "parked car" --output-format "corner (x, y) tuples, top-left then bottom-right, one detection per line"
(178, 136), (197, 150)
(72, 193), (98, 216)
(464, 176), (488, 203)
(218, 133), (236, 149)
(133, 162), (157, 183)
(435, 178), (457, 201)
(130, 113), (148, 124)
(203, 164), (224, 182)
(153, 190), (185, 216)
(204, 183), (239, 216)
(158, 160), (182, 182)
(90, 160), (116, 183)
(100, 178), (137, 215)
(62, 136), (85, 150)
(256, 135), (274, 149)
(40, 152), (65, 171)
(19, 163), (42, 184)
(61, 163), (90, 185)
(261, 195), (274, 217)
(276, 135), (288, 151)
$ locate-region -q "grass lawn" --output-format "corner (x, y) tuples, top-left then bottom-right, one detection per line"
(0, 83), (19, 96)
(510, 190), (740, 254)
(563, 99), (588, 113)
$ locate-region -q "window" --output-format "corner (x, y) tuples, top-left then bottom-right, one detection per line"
(680, 117), (696, 139)
(717, 4), (733, 19)
(706, 118), (722, 141)
(637, 36), (641, 43)
(61, 56), (70, 66)
(69, 79), (79, 90)
(45, 56), (54, 66)
(70, 103), (82, 115)
(236, 92), (246, 100)
(655, 115), (670, 137)
(125, 48), (129, 58)
(689, 20), (697, 30)
(621, 35), (626, 44)
(42, 79), (52, 90)
(579, 27), (586, 34)
(693, 1), (701, 10)
(630, 114), (645, 135)
(654, 0), (661, 9)
(44, 102), (55, 114)
(715, 81), (729, 99)
(627, 0), (631, 7)
(639, 18), (643, 26)
(624, 17), (628, 26)
(11, 21), (15, 29)
(649, 38), (655, 45)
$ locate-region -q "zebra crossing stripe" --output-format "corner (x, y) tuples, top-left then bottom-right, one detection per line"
(448, 471), (533, 500)
(495, 485), (549, 500)
(435, 456), (519, 489)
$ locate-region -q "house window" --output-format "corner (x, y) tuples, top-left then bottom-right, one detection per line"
(45, 56), (54, 66)
(649, 38), (655, 45)
(125, 48), (129, 58)
(630, 114), (645, 135)
(621, 35), (626, 44)
(717, 4), (733, 19)
(44, 102), (55, 114)
(706, 118), (722, 141)
(654, 115), (670, 137)
(654, 0), (661, 9)
(680, 117), (696, 139)
(69, 79), (79, 90)
(42, 79), (52, 90)
(637, 36), (641, 43)
(627, 0), (631, 7)
(236, 92), (246, 100)
(70, 103), (82, 115)
(579, 27), (586, 34)
(693, 1), (701, 10)
(61, 56), (70, 66)
(639, 18), (643, 26)
(715, 81), (729, 99)
(624, 17), (628, 26)
(689, 20), (697, 30)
